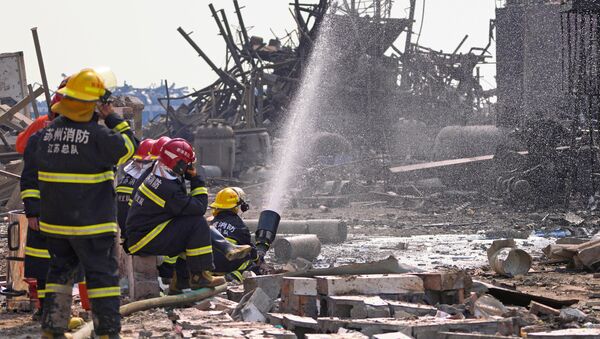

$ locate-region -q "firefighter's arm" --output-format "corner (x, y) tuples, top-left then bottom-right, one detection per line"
(164, 176), (208, 216)
(98, 108), (139, 166)
(20, 133), (41, 219)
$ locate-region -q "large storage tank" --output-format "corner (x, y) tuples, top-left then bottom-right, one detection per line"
(234, 128), (272, 174)
(194, 121), (235, 178)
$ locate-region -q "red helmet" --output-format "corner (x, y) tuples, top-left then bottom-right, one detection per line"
(150, 136), (171, 160)
(159, 138), (196, 174)
(133, 139), (155, 161)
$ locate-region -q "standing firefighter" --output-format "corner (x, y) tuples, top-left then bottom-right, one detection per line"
(19, 82), (66, 319)
(126, 138), (225, 290)
(210, 187), (258, 282)
(35, 68), (137, 339)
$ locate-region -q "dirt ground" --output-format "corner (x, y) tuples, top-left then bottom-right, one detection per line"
(1, 187), (599, 337)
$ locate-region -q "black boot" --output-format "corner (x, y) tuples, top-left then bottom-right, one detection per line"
(210, 227), (252, 261)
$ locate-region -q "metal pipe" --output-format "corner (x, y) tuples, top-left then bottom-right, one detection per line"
(233, 0), (256, 67)
(273, 234), (321, 262)
(246, 219), (347, 243)
(27, 85), (39, 118)
(30, 28), (52, 113)
(177, 26), (244, 92)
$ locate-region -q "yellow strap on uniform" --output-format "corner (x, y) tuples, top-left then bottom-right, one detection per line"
(128, 219), (171, 254)
(138, 183), (165, 207)
(25, 246), (50, 259)
(225, 237), (238, 244)
(236, 259), (251, 272)
(38, 170), (114, 184)
(87, 286), (121, 299)
(162, 256), (178, 264)
(117, 134), (135, 166)
(231, 271), (244, 281)
(113, 121), (131, 133)
(40, 221), (118, 236)
(190, 187), (208, 196)
(186, 245), (212, 257)
(46, 283), (72, 295)
(37, 289), (46, 298)
(20, 189), (41, 199)
(116, 186), (134, 194)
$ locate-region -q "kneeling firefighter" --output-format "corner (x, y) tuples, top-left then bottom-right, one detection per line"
(126, 138), (236, 290)
(210, 187), (258, 282)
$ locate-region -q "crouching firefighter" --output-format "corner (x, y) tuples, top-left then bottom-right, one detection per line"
(35, 68), (138, 339)
(125, 138), (228, 291)
(210, 187), (258, 282)
(121, 138), (251, 291)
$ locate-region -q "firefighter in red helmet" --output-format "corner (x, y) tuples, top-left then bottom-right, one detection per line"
(126, 138), (225, 289)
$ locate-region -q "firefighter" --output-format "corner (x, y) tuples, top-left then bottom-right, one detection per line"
(19, 82), (66, 319)
(126, 138), (225, 290)
(116, 138), (155, 234)
(210, 187), (259, 282)
(34, 68), (138, 339)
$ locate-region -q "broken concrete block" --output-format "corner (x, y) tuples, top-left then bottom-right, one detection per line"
(438, 333), (518, 338)
(129, 256), (160, 300)
(227, 284), (245, 302)
(306, 328), (369, 338)
(282, 314), (319, 332)
(527, 328), (600, 338)
(283, 277), (318, 296)
(577, 241), (600, 271)
(473, 294), (508, 318)
(318, 317), (516, 338)
(267, 312), (286, 326)
(316, 274), (424, 296)
(529, 301), (560, 316)
(244, 273), (285, 300)
(281, 277), (319, 317)
(373, 332), (415, 339)
(373, 332), (416, 339)
(232, 287), (273, 323)
(388, 300), (437, 318)
(559, 307), (587, 322)
(415, 271), (472, 291)
(324, 295), (390, 319)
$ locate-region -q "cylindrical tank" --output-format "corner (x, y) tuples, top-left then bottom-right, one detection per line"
(273, 235), (322, 262)
(193, 121), (235, 178)
(431, 125), (508, 188)
(234, 128), (272, 174)
(245, 219), (347, 243)
(432, 125), (506, 160)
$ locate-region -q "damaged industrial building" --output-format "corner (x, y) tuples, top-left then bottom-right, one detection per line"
(3, 0), (600, 338)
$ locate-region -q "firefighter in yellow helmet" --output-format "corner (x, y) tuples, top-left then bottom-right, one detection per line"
(210, 187), (258, 282)
(33, 68), (138, 338)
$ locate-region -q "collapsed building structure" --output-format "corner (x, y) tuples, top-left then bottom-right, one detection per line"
(143, 0), (495, 182)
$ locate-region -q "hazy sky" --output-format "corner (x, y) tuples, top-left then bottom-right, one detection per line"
(3, 0), (497, 91)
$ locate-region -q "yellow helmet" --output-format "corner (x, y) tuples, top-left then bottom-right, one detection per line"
(57, 68), (106, 102)
(210, 187), (241, 210)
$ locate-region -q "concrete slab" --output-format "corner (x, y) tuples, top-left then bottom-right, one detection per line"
(527, 328), (600, 338)
(316, 274), (424, 296)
